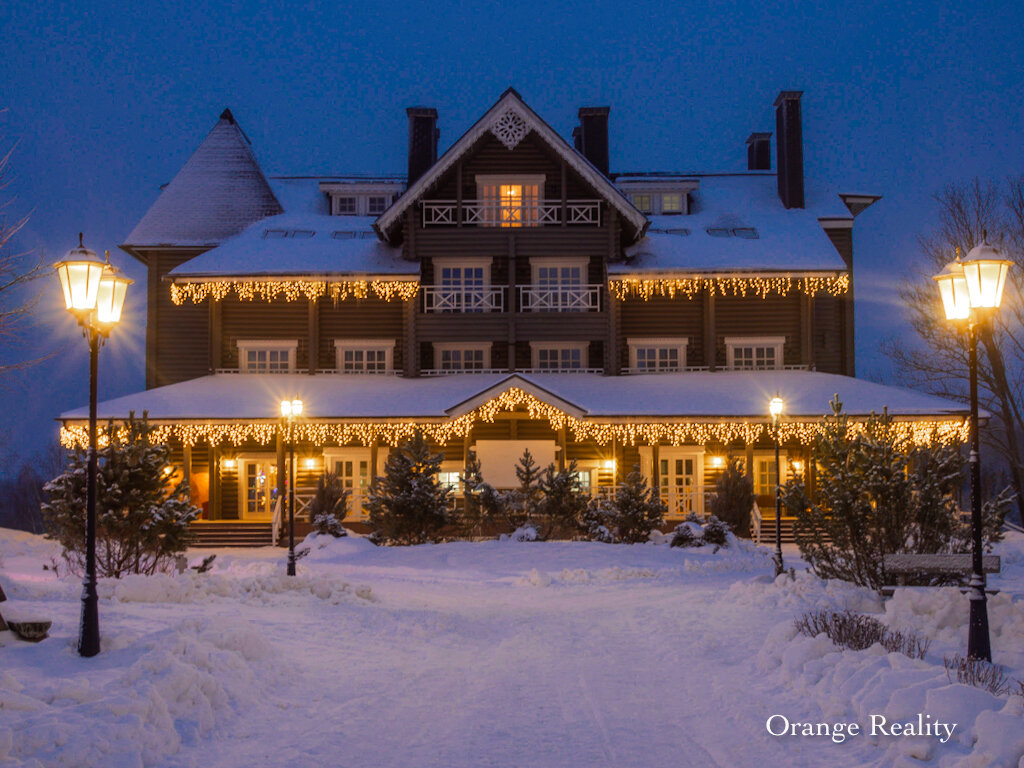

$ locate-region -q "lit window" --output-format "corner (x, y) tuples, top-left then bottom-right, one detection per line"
(661, 193), (683, 214)
(334, 197), (357, 215)
(237, 340), (298, 373)
(754, 455), (786, 495)
(433, 260), (492, 313)
(725, 337), (784, 371)
(334, 340), (394, 373)
(438, 471), (463, 494)
(434, 343), (491, 371)
(633, 194), (652, 213)
(367, 196), (389, 215)
(628, 338), (688, 372)
(476, 175), (544, 227)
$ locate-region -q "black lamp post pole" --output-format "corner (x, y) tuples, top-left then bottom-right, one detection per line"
(967, 319), (992, 661)
(79, 327), (101, 657)
(773, 420), (784, 577)
(286, 421), (296, 577)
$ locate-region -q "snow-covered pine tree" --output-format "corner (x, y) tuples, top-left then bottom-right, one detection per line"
(783, 395), (1012, 588)
(41, 412), (199, 577)
(309, 472), (350, 537)
(536, 460), (589, 539)
(498, 449), (545, 530)
(707, 457), (754, 535)
(451, 452), (501, 538)
(366, 431), (452, 545)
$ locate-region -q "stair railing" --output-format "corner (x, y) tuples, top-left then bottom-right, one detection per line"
(271, 497), (282, 546)
(751, 500), (762, 544)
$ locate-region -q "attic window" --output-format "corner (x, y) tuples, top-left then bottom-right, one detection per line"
(706, 228), (731, 238)
(632, 194), (653, 214)
(662, 193), (683, 214)
(263, 229), (316, 239)
(733, 228), (758, 239)
(334, 197), (357, 215)
(367, 196), (389, 215)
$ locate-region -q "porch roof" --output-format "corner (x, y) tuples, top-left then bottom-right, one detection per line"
(60, 370), (969, 423)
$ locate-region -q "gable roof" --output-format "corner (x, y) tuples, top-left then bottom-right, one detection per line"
(374, 88), (649, 242)
(123, 109), (283, 250)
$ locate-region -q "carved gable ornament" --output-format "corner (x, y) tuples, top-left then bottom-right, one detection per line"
(490, 108), (530, 150)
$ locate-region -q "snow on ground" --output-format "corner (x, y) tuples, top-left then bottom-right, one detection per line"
(2, 529), (1024, 767)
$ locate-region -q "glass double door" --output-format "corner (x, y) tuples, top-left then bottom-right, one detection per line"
(659, 450), (702, 518)
(241, 459), (278, 520)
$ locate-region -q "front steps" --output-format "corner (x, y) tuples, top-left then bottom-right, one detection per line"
(189, 522), (274, 548)
(754, 517), (798, 544)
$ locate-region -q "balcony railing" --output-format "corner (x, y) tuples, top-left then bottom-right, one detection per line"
(519, 284), (602, 312)
(420, 368), (509, 377)
(421, 200), (601, 227)
(594, 485), (710, 517)
(422, 286), (505, 313)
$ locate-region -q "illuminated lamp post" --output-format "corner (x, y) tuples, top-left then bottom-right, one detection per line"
(54, 235), (132, 657)
(933, 239), (1013, 662)
(769, 395), (785, 577)
(280, 398), (303, 576)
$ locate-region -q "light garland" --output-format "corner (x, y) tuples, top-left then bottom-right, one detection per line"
(61, 388), (969, 450)
(608, 274), (850, 301)
(169, 279), (420, 305)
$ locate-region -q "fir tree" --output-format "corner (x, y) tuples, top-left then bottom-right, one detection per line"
(498, 449), (545, 530)
(536, 460), (589, 539)
(309, 472), (350, 537)
(451, 453), (501, 538)
(585, 465), (666, 543)
(41, 412), (199, 577)
(366, 431), (452, 545)
(707, 457), (754, 535)
(783, 396), (1012, 589)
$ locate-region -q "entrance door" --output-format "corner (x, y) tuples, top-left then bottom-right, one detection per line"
(659, 450), (703, 518)
(326, 450), (371, 518)
(241, 459), (278, 520)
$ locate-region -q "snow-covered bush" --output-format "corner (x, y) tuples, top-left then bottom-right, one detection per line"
(707, 457), (753, 536)
(41, 413), (199, 577)
(309, 472), (349, 537)
(944, 654), (1012, 695)
(669, 521), (704, 548)
(701, 515), (731, 547)
(583, 466), (665, 543)
(366, 431), (452, 545)
(783, 395), (1013, 589)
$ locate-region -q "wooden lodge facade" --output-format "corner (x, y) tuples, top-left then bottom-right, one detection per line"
(61, 88), (969, 538)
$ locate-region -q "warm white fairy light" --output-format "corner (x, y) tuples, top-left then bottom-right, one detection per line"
(608, 274), (849, 301)
(170, 278), (420, 305)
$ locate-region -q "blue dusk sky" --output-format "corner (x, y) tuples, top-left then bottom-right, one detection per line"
(1, 0), (1023, 465)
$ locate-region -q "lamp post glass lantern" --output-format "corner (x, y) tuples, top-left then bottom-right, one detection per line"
(932, 237), (1013, 663)
(53, 235), (132, 658)
(281, 398), (303, 576)
(769, 395), (785, 577)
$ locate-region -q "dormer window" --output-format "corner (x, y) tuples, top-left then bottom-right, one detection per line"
(632, 194), (653, 214)
(367, 196), (389, 215)
(334, 197), (357, 215)
(661, 193), (683, 214)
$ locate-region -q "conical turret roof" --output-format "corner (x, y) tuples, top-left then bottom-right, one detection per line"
(124, 109), (282, 247)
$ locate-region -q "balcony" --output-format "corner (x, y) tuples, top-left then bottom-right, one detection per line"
(422, 286), (505, 313)
(519, 284), (602, 312)
(421, 200), (601, 227)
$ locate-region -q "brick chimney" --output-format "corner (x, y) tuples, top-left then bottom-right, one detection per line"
(406, 107), (439, 186)
(576, 107), (610, 176)
(774, 91), (804, 209)
(745, 132), (772, 170)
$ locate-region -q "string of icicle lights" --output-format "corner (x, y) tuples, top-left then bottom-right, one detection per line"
(608, 274), (850, 300)
(169, 279), (420, 305)
(61, 388), (968, 450)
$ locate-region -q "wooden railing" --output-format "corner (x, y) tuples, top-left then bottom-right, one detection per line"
(518, 284), (602, 312)
(421, 200), (601, 227)
(422, 286), (504, 313)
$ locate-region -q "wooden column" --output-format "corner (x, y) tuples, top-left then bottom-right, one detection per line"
(800, 293), (813, 369)
(308, 297), (319, 374)
(607, 287), (620, 375)
(560, 160), (567, 226)
(209, 446), (221, 520)
(456, 161), (463, 228)
(652, 444), (661, 498)
(403, 296), (417, 377)
(704, 291), (716, 370)
(370, 439), (379, 482)
(508, 233), (517, 371)
(210, 298), (222, 373)
(276, 431), (286, 501)
(557, 425), (566, 471)
(182, 444), (192, 498)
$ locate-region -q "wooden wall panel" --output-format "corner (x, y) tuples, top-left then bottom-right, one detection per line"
(812, 294), (844, 374)
(318, 297), (404, 370)
(617, 295), (704, 369)
(149, 250), (211, 387)
(714, 294), (801, 367)
(220, 297), (310, 370)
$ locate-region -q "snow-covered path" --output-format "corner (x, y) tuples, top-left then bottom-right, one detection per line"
(6, 533), (1024, 767)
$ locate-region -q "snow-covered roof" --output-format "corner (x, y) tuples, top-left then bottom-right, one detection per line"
(123, 110), (283, 248)
(167, 212), (413, 279)
(611, 175), (850, 275)
(61, 371), (967, 422)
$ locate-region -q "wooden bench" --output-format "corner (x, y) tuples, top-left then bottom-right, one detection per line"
(881, 553), (1000, 597)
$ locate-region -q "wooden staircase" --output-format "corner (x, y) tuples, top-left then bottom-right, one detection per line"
(753, 516), (798, 544)
(189, 522), (274, 548)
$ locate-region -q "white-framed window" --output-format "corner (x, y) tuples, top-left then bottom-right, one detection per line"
(725, 336), (785, 371)
(753, 452), (787, 496)
(334, 339), (394, 373)
(438, 463), (464, 496)
(237, 340), (298, 373)
(628, 337), (688, 372)
(333, 196), (357, 215)
(531, 257), (587, 288)
(530, 341), (588, 371)
(631, 193), (653, 214)
(429, 258), (496, 313)
(661, 193), (683, 214)
(476, 174), (545, 227)
(367, 196), (389, 215)
(434, 342), (491, 371)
